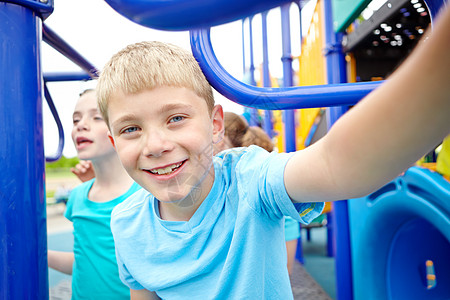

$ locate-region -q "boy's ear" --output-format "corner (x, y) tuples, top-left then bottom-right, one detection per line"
(107, 131), (116, 148)
(211, 104), (225, 144)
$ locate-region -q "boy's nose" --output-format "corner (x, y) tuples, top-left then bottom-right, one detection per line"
(142, 131), (173, 157)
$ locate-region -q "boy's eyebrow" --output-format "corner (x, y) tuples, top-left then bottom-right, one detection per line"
(111, 114), (138, 128)
(157, 103), (194, 115)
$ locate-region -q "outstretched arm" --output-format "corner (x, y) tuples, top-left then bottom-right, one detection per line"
(285, 5), (450, 203)
(48, 250), (74, 275)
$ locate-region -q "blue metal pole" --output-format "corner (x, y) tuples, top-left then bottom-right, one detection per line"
(323, 1), (353, 299)
(261, 11), (273, 137)
(280, 3), (296, 152)
(248, 15), (259, 126)
(280, 2), (304, 265)
(297, 1), (303, 48)
(242, 19), (246, 75)
(0, 3), (48, 298)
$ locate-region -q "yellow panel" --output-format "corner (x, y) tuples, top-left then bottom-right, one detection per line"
(295, 0), (327, 150)
(272, 110), (284, 152)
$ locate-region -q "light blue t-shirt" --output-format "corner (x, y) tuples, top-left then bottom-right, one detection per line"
(65, 179), (141, 300)
(111, 146), (324, 299)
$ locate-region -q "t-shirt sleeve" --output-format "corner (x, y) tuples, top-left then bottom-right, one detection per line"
(115, 246), (145, 290)
(64, 190), (75, 222)
(64, 179), (95, 222)
(237, 145), (324, 225)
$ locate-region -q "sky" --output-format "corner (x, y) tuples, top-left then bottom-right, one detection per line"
(42, 0), (315, 158)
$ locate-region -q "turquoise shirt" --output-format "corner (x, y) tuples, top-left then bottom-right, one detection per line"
(65, 179), (141, 299)
(111, 146), (324, 299)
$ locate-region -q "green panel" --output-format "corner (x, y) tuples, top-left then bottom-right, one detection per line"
(332, 0), (371, 32)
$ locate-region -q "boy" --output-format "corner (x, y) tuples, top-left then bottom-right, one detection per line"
(48, 89), (141, 299)
(97, 6), (450, 299)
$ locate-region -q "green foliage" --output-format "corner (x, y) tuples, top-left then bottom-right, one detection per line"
(47, 190), (55, 198)
(46, 156), (80, 171)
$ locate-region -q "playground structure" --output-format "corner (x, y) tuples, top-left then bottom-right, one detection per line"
(1, 0), (449, 299)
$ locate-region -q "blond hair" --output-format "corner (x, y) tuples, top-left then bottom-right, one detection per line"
(96, 41), (214, 126)
(242, 126), (274, 152)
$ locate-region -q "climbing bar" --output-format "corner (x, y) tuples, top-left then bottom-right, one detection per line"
(43, 24), (99, 78)
(190, 28), (382, 110)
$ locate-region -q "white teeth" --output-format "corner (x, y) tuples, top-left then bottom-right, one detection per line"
(150, 162), (182, 175)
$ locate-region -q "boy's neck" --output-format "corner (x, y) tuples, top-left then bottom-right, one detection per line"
(158, 166), (215, 222)
(158, 196), (204, 222)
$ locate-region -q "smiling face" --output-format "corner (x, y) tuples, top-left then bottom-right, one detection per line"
(107, 86), (224, 209)
(71, 91), (116, 161)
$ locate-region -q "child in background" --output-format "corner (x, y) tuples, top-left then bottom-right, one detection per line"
(214, 111), (248, 153)
(48, 89), (141, 299)
(97, 6), (450, 299)
(241, 126), (274, 152)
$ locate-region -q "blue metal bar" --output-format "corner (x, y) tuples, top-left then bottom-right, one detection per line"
(105, 0), (292, 30)
(44, 83), (64, 162)
(248, 16), (256, 87)
(42, 24), (99, 78)
(323, 0), (353, 299)
(44, 71), (92, 82)
(247, 16), (259, 126)
(326, 212), (334, 257)
(261, 11), (273, 137)
(261, 12), (270, 84)
(295, 1), (303, 52)
(280, 4), (296, 153)
(280, 2), (304, 265)
(242, 19), (246, 75)
(0, 3), (48, 298)
(190, 29), (382, 110)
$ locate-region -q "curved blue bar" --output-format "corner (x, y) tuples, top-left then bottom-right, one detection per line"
(0, 4), (48, 298)
(44, 84), (64, 162)
(190, 29), (382, 110)
(105, 0), (292, 30)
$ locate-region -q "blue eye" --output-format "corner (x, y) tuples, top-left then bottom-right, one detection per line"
(123, 127), (139, 133)
(170, 116), (184, 123)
